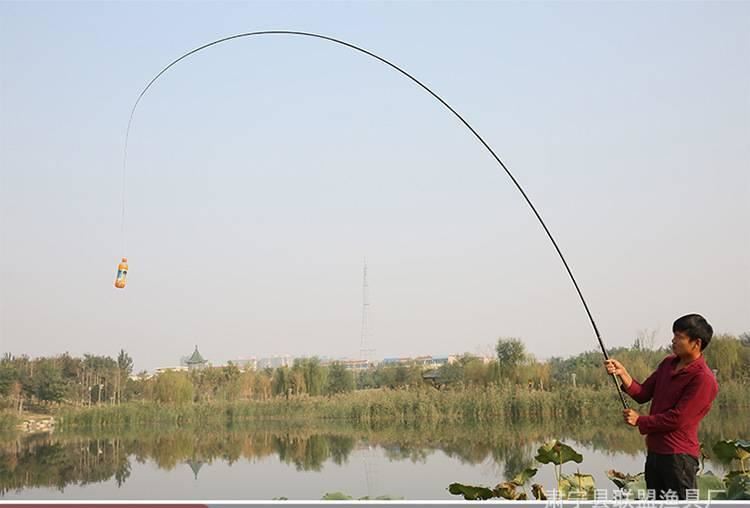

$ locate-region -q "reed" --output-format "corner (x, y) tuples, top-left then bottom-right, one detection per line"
(54, 380), (748, 430)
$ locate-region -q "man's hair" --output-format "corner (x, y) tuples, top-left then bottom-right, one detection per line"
(673, 314), (713, 351)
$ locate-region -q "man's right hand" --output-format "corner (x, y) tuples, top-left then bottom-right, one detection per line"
(604, 359), (633, 388)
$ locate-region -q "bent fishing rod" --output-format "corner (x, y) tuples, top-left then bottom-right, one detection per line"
(119, 30), (629, 409)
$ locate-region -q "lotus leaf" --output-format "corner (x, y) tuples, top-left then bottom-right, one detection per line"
(448, 482), (495, 500)
(713, 440), (750, 463)
(606, 469), (645, 490)
(511, 467), (538, 487)
(534, 440), (583, 465)
(531, 483), (547, 500)
(494, 481), (521, 500)
(697, 472), (725, 500)
(723, 472), (750, 500)
(321, 492), (353, 500)
(560, 473), (595, 499)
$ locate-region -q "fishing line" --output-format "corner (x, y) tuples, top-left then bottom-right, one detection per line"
(118, 30), (628, 409)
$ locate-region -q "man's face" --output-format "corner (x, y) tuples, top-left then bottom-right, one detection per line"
(671, 331), (701, 356)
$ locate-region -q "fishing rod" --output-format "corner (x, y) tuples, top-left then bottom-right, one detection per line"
(118, 30), (628, 409)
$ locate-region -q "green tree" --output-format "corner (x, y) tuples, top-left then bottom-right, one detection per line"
(217, 363), (242, 400)
(326, 362), (354, 394)
(0, 358), (18, 396)
(254, 370), (272, 400)
(289, 365), (306, 396)
(704, 335), (746, 382)
(33, 359), (66, 403)
(437, 361), (464, 386)
(301, 358), (327, 396)
(82, 354), (117, 405)
(394, 364), (423, 388)
(117, 350), (134, 376)
(356, 368), (377, 389)
(273, 366), (290, 397)
(464, 358), (491, 386)
(153, 371), (193, 404)
(495, 338), (527, 383)
(374, 365), (397, 388)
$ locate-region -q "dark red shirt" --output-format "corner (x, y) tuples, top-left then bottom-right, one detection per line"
(624, 354), (718, 458)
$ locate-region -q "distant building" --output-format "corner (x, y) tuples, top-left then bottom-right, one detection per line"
(227, 358), (257, 371)
(129, 372), (154, 381)
(257, 355), (292, 369)
(184, 346), (208, 371)
(382, 357), (413, 366)
(382, 355), (460, 369)
(421, 355), (459, 368)
(321, 358), (371, 371)
(154, 366), (188, 376)
(471, 355), (493, 365)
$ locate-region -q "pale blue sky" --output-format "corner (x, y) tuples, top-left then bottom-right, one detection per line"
(1, 1), (748, 371)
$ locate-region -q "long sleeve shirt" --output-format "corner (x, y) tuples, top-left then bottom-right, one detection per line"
(623, 354), (718, 458)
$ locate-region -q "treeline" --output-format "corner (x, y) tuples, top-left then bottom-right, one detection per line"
(0, 350), (134, 411)
(1, 333), (748, 411)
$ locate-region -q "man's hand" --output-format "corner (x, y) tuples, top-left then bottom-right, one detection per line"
(623, 408), (639, 427)
(604, 359), (633, 388)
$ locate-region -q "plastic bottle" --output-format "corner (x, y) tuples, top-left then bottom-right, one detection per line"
(114, 257), (128, 289)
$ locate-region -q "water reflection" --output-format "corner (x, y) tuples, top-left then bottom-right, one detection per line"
(1, 409), (747, 497)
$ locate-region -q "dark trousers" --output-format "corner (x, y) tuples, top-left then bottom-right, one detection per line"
(645, 452), (699, 499)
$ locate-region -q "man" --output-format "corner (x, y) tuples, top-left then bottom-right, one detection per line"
(605, 314), (718, 500)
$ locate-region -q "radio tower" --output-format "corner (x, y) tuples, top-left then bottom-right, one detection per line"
(359, 259), (375, 364)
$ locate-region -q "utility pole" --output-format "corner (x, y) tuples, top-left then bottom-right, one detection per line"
(359, 259), (375, 366)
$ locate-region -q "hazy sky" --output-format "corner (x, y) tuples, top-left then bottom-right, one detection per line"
(1, 1), (748, 372)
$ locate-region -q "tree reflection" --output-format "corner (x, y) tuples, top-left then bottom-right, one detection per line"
(1, 408), (746, 495)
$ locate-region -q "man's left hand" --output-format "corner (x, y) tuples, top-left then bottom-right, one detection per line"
(623, 409), (639, 427)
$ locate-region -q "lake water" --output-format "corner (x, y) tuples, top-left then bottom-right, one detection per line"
(1, 410), (746, 500)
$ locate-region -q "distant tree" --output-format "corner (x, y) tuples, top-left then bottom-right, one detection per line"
(633, 328), (658, 350)
(288, 366), (306, 397)
(326, 362), (354, 394)
(374, 365), (397, 388)
(272, 366), (290, 397)
(530, 360), (551, 390)
(254, 370), (272, 400)
(33, 359), (66, 403)
(301, 358), (327, 396)
(238, 370), (256, 400)
(495, 337), (527, 383)
(112, 350), (134, 405)
(464, 358), (491, 386)
(153, 371), (193, 404)
(82, 354), (117, 405)
(191, 367), (223, 402)
(9, 381), (24, 412)
(0, 360), (17, 396)
(437, 361), (464, 386)
(117, 350), (134, 376)
(704, 334), (746, 382)
(356, 368), (377, 390)
(217, 363), (242, 400)
(122, 377), (145, 402)
(393, 364), (422, 388)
